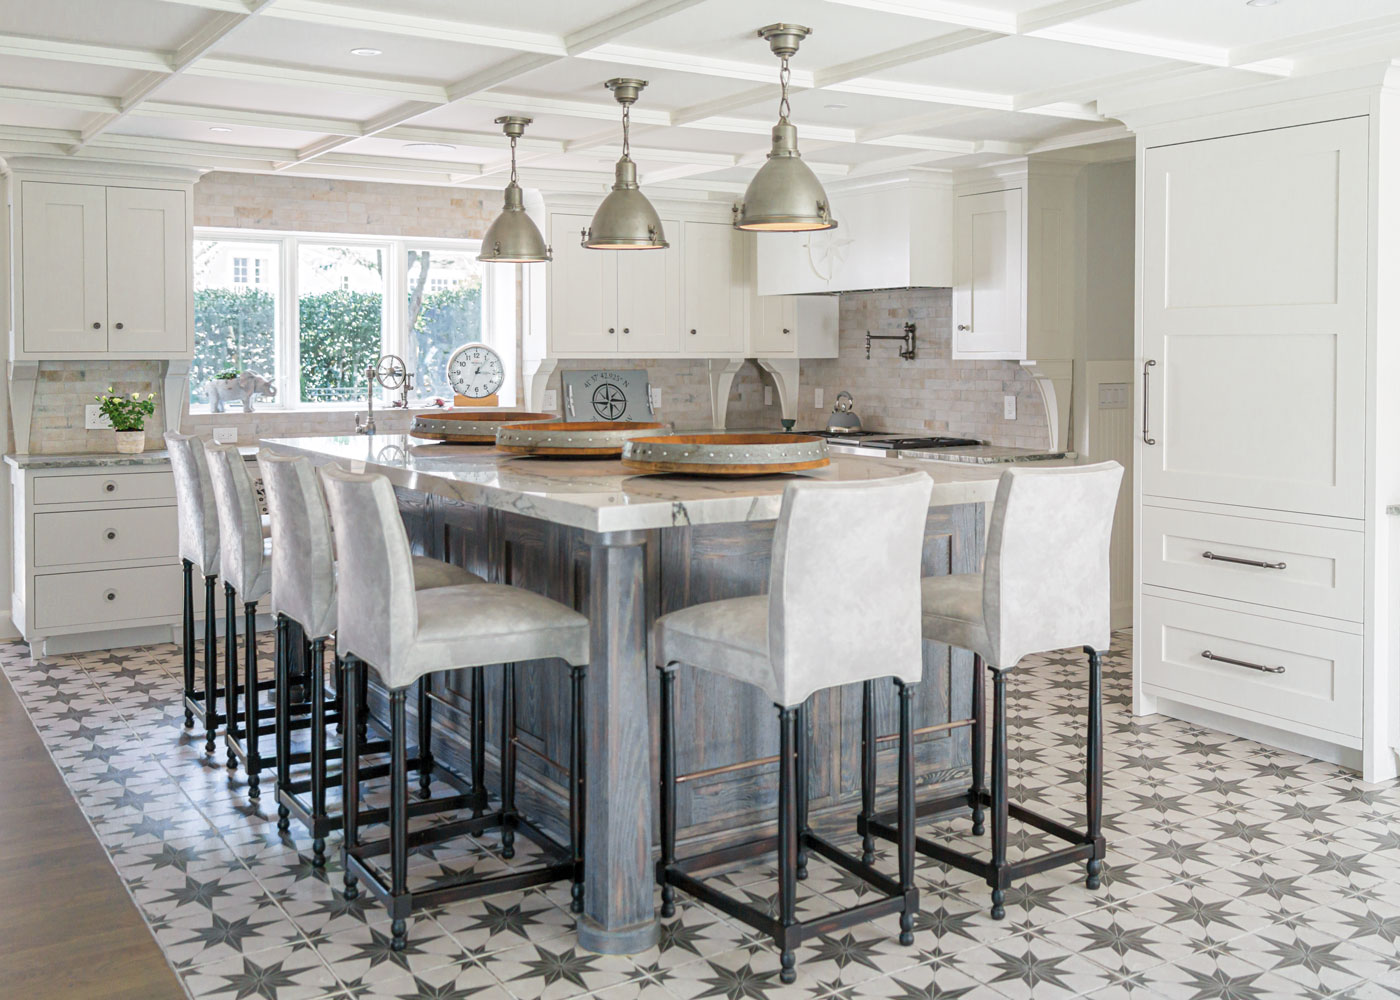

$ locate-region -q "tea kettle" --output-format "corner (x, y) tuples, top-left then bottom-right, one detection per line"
(826, 391), (862, 434)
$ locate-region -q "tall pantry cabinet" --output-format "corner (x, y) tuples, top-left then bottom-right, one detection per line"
(1116, 67), (1400, 782)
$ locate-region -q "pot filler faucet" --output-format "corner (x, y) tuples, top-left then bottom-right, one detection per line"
(865, 322), (917, 361)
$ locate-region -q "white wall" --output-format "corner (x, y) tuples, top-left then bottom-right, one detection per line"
(1073, 158), (1136, 444)
(1, 189), (14, 638)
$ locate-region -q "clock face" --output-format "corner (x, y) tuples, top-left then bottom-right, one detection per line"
(447, 343), (505, 398)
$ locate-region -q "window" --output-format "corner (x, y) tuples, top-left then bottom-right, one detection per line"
(191, 229), (515, 411)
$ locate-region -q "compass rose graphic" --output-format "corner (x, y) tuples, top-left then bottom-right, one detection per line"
(806, 229), (855, 281)
(592, 383), (628, 420)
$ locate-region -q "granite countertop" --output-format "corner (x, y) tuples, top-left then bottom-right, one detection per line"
(261, 434), (1006, 533)
(907, 445), (1075, 464)
(5, 445), (260, 470)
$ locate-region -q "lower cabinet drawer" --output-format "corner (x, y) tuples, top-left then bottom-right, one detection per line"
(33, 505), (177, 568)
(1139, 595), (1361, 740)
(32, 565), (182, 630)
(1140, 505), (1363, 622)
(32, 470), (174, 505)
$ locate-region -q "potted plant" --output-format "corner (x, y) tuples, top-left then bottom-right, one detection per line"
(96, 388), (157, 455)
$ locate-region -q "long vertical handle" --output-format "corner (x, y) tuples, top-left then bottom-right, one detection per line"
(1142, 359), (1157, 445)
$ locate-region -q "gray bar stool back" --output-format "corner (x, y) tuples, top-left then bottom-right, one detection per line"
(206, 441), (274, 794)
(654, 471), (933, 983)
(860, 461), (1124, 920)
(321, 463), (591, 952)
(166, 431), (223, 753)
(259, 451), (485, 866)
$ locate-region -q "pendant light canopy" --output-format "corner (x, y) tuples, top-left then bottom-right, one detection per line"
(479, 116), (552, 263)
(733, 24), (837, 233)
(582, 78), (669, 250)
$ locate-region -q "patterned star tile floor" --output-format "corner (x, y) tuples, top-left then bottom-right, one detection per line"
(6, 630), (1400, 1000)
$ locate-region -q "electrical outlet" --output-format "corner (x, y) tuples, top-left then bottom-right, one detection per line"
(84, 404), (112, 430)
(813, 388), (824, 409)
(212, 426), (238, 444)
(648, 387), (662, 410)
(541, 389), (558, 412)
(764, 386), (773, 406)
(1003, 395), (1017, 421)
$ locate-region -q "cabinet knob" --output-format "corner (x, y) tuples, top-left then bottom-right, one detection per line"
(623, 327), (630, 335)
(782, 327), (791, 335)
(92, 321), (101, 330)
(104, 529), (117, 541)
(114, 322), (124, 330)
(104, 481), (117, 493)
(957, 324), (971, 331)
(608, 327), (615, 334)
(690, 329), (697, 335)
(104, 589), (117, 602)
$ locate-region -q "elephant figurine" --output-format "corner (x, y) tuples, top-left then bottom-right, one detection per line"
(208, 372), (276, 412)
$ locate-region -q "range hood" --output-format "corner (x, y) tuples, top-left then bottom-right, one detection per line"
(754, 175), (952, 296)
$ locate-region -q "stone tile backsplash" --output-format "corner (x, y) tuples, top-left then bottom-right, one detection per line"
(542, 358), (780, 430)
(27, 361), (166, 454)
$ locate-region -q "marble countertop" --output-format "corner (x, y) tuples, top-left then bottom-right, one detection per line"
(5, 445), (259, 470)
(908, 444), (1074, 464)
(260, 434), (1005, 533)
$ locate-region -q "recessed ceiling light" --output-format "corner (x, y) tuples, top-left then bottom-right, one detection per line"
(350, 47), (383, 56)
(404, 142), (455, 153)
(824, 103), (849, 110)
(209, 126), (233, 133)
(1245, 0), (1279, 6)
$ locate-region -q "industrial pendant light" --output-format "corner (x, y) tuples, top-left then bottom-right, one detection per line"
(582, 78), (669, 250)
(478, 116), (551, 263)
(733, 24), (837, 233)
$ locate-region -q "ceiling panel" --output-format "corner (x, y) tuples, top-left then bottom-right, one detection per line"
(0, 102), (95, 132)
(114, 116), (332, 151)
(211, 17), (515, 85)
(336, 134), (507, 167)
(0, 0), (213, 50)
(506, 59), (766, 111)
(0, 59), (146, 96)
(354, 0), (647, 38)
(1072, 0), (1400, 51)
(401, 102), (618, 143)
(874, 34), (1167, 94)
(156, 74), (409, 121)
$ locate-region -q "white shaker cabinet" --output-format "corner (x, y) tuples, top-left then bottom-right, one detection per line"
(750, 294), (837, 357)
(1139, 117), (1368, 519)
(952, 187), (1024, 360)
(20, 182), (108, 355)
(105, 186), (189, 355)
(682, 222), (745, 354)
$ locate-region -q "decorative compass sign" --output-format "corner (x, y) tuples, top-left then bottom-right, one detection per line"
(560, 369), (655, 422)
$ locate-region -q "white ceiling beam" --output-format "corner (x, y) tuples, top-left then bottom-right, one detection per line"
(1227, 13), (1400, 70)
(73, 0), (279, 150)
(821, 1), (1016, 32)
(265, 0), (563, 54)
(0, 33), (170, 73)
(0, 86), (119, 114)
(1014, 0), (1144, 35)
(563, 0), (708, 55)
(141, 101), (362, 135)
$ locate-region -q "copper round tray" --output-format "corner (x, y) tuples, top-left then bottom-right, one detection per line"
(621, 433), (830, 476)
(409, 410), (556, 444)
(495, 421), (667, 457)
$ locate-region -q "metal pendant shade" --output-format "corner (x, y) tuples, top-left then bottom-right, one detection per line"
(479, 116), (552, 263)
(733, 24), (837, 233)
(583, 79), (669, 250)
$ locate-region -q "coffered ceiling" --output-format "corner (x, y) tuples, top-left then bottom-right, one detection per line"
(1, 0), (1397, 198)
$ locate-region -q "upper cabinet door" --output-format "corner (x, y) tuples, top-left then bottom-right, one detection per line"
(106, 186), (188, 354)
(548, 214), (619, 354)
(750, 295), (796, 354)
(21, 182), (107, 354)
(952, 188), (1024, 359)
(616, 224), (680, 354)
(1140, 117), (1368, 519)
(682, 222), (744, 354)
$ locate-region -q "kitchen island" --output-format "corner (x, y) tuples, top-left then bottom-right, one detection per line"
(262, 435), (1003, 953)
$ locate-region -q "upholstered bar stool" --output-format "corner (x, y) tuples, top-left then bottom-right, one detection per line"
(206, 440), (280, 795)
(166, 432), (226, 753)
(860, 462), (1123, 921)
(655, 472), (932, 984)
(322, 464), (591, 952)
(258, 451), (486, 866)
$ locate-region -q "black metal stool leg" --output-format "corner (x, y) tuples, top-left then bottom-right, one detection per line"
(310, 637), (328, 867)
(569, 664), (587, 914)
(341, 655), (361, 900)
(989, 667), (1009, 920)
(356, 657), (369, 742)
(896, 680), (916, 945)
(795, 700), (809, 880)
(658, 665), (677, 919)
(777, 705), (798, 984)
(970, 654), (986, 836)
(244, 600), (261, 800)
(225, 583), (239, 770)
(859, 679), (876, 864)
(181, 560), (195, 729)
(500, 663), (517, 859)
(470, 666), (486, 814)
(274, 615), (290, 828)
(389, 687), (409, 951)
(1085, 646), (1104, 890)
(204, 576), (218, 754)
(333, 654), (345, 735)
(417, 675), (434, 799)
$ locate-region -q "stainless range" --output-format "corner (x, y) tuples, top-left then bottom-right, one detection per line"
(794, 430), (983, 455)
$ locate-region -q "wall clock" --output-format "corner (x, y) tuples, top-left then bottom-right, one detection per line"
(446, 342), (505, 407)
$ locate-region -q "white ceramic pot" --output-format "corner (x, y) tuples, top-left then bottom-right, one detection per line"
(114, 430), (146, 455)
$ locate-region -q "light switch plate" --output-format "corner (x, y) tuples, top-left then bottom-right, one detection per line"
(813, 388), (824, 409)
(648, 387), (662, 410)
(212, 426), (238, 444)
(1003, 395), (1017, 420)
(84, 404), (112, 430)
(541, 389), (558, 412)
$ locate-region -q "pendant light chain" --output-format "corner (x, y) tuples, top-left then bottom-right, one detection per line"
(778, 56), (791, 123)
(621, 102), (631, 159)
(508, 133), (518, 185)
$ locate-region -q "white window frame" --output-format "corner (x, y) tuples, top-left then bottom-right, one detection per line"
(194, 227), (515, 411)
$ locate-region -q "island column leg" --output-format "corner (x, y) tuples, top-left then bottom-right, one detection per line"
(577, 529), (658, 955)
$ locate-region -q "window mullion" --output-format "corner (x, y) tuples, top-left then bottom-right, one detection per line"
(282, 236), (298, 408)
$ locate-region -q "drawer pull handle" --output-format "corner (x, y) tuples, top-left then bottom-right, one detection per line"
(1202, 551), (1286, 570)
(104, 481), (117, 493)
(1202, 649), (1285, 674)
(104, 590), (117, 602)
(104, 529), (117, 541)
(1142, 359), (1156, 445)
